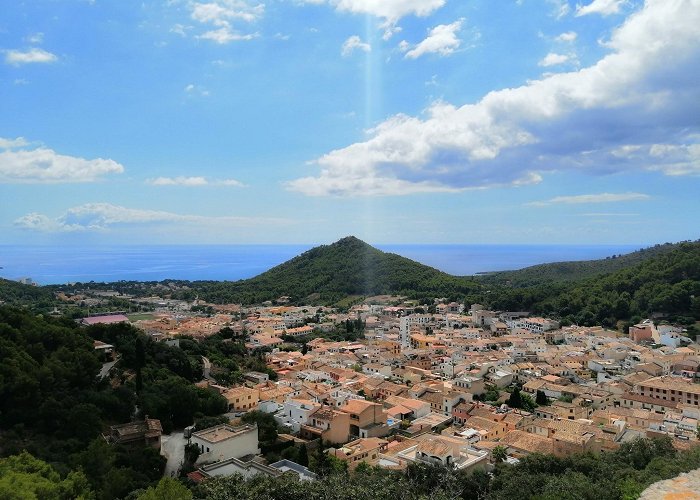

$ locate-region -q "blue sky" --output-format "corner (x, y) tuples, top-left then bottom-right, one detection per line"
(1, 0), (698, 245)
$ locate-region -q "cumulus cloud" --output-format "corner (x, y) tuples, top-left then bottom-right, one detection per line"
(287, 0), (700, 197)
(0, 137), (29, 149)
(402, 18), (464, 59)
(148, 176), (245, 187)
(14, 203), (283, 233)
(576, 0), (626, 17)
(528, 192), (650, 206)
(613, 142), (700, 176)
(556, 31), (578, 42)
(538, 52), (574, 66)
(188, 0), (263, 44)
(0, 138), (124, 183)
(4, 48), (57, 65)
(300, 0), (445, 39)
(341, 35), (371, 56)
(547, 0), (571, 18)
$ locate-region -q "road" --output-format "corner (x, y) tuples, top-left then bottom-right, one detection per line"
(202, 356), (216, 383)
(98, 357), (120, 379)
(161, 431), (186, 477)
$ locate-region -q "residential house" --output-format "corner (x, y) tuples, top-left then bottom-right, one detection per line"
(341, 399), (390, 438)
(108, 418), (162, 451)
(299, 406), (351, 445)
(191, 424), (260, 464)
(223, 386), (260, 412)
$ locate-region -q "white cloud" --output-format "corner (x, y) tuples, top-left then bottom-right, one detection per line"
(184, 83), (210, 96)
(0, 139), (124, 183)
(4, 48), (57, 65)
(300, 0), (445, 39)
(187, 1), (263, 44)
(170, 23), (190, 36)
(547, 0), (571, 18)
(199, 27), (258, 43)
(217, 178), (246, 186)
(148, 176), (245, 186)
(14, 203), (282, 232)
(403, 18), (464, 59)
(0, 137), (29, 149)
(538, 52), (573, 66)
(556, 31), (578, 42)
(150, 176), (208, 186)
(576, 0), (626, 17)
(288, 0), (700, 197)
(341, 35), (371, 56)
(528, 192), (650, 206)
(26, 33), (44, 44)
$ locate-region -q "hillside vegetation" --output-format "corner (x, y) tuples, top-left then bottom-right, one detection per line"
(0, 306), (225, 498)
(6, 238), (700, 327)
(477, 241), (700, 329)
(157, 236), (480, 304)
(478, 242), (679, 287)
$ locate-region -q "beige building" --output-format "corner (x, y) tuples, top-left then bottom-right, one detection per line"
(330, 437), (388, 468)
(223, 386), (260, 412)
(635, 376), (700, 407)
(192, 424), (260, 464)
(299, 407), (351, 445)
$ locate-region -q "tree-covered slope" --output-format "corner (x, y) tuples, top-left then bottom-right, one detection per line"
(0, 278), (57, 308)
(183, 236), (479, 304)
(478, 242), (680, 287)
(480, 241), (700, 328)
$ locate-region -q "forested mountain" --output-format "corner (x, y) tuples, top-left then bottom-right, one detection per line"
(216, 235), (479, 302)
(478, 242), (679, 286)
(477, 241), (700, 329)
(121, 236), (480, 305)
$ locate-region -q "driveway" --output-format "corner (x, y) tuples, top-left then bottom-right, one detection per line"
(161, 431), (186, 477)
(98, 357), (120, 379)
(202, 356), (216, 383)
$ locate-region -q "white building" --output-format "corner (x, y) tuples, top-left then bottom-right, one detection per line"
(191, 424), (260, 464)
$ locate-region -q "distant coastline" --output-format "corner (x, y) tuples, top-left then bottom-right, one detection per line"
(0, 243), (641, 285)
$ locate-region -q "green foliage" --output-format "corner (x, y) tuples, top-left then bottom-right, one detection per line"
(241, 410), (279, 444)
(137, 477), (192, 500)
(492, 445), (507, 464)
(0, 451), (93, 500)
(194, 415), (230, 431)
(479, 241), (700, 327)
(0, 278), (57, 309)
(536, 390), (549, 406)
(0, 307), (200, 499)
(479, 243), (680, 287)
(139, 374), (227, 432)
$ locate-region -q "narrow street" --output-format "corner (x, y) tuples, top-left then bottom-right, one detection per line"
(202, 356), (216, 383)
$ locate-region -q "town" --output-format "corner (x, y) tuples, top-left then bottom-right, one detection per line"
(78, 288), (700, 484)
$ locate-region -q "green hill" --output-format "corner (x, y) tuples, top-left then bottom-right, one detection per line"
(478, 242), (679, 287)
(186, 236), (478, 304)
(0, 278), (56, 308)
(479, 241), (700, 328)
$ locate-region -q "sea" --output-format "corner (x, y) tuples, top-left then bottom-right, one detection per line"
(0, 244), (643, 286)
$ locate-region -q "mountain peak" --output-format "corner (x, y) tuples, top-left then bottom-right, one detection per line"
(332, 236), (369, 246)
